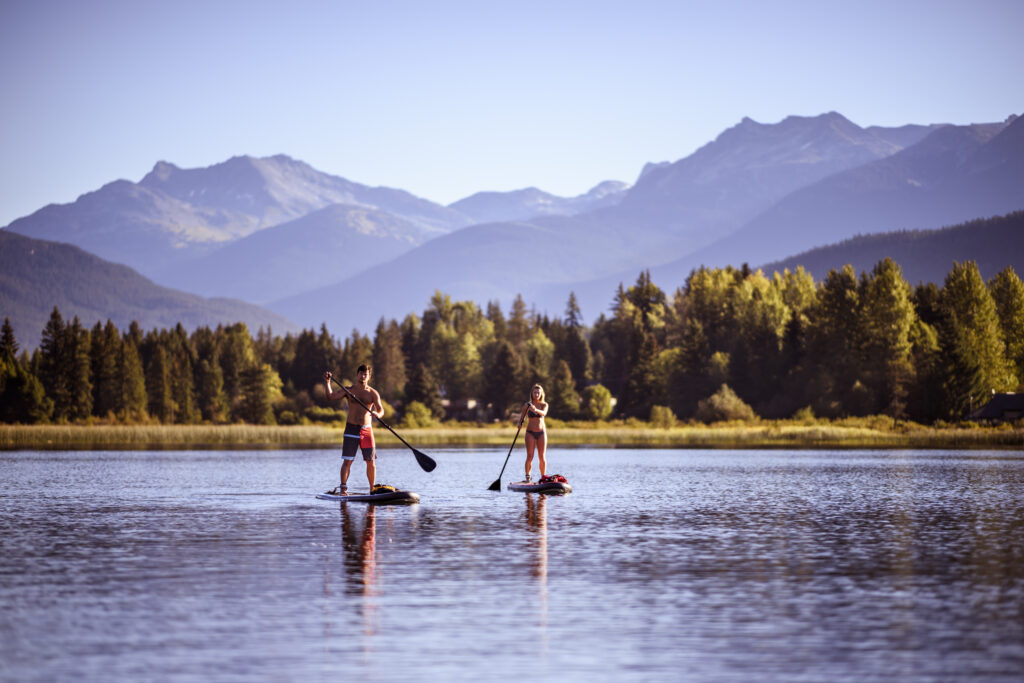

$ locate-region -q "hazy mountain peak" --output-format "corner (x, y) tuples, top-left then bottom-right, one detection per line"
(448, 181), (628, 224)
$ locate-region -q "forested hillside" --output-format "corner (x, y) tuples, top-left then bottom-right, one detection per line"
(761, 211), (1024, 285)
(0, 230), (296, 348)
(3, 257), (1021, 426)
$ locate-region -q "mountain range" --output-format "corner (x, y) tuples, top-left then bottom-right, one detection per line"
(3, 110), (1022, 342)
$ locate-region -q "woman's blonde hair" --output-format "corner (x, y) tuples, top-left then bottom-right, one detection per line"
(531, 384), (546, 403)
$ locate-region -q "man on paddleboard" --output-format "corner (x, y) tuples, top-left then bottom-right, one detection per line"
(324, 365), (383, 493)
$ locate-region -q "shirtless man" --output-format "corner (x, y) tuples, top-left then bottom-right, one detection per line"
(323, 365), (383, 493)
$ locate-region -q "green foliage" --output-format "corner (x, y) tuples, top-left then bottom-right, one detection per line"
(939, 261), (1017, 417)
(580, 384), (613, 421)
(401, 401), (438, 428)
(547, 360), (581, 420)
(649, 405), (677, 428)
(989, 266), (1024, 385)
(695, 384), (758, 423)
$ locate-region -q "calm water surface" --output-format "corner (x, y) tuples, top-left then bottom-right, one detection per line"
(1, 447), (1022, 681)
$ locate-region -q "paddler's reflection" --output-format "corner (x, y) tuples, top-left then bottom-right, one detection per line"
(340, 503), (377, 596)
(524, 493), (549, 648)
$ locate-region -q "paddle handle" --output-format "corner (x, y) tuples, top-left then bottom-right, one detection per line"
(328, 375), (420, 451)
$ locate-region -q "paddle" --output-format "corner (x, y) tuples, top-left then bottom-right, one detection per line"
(327, 374), (437, 473)
(488, 411), (525, 491)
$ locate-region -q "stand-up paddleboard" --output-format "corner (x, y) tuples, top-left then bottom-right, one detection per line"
(507, 480), (572, 494)
(316, 489), (420, 504)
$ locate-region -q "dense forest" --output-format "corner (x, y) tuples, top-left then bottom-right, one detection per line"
(2, 258), (1022, 426)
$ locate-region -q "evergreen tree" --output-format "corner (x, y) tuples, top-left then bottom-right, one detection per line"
(90, 320), (121, 418)
(988, 266), (1024, 385)
(0, 359), (52, 423)
(486, 301), (508, 342)
(118, 334), (148, 420)
(559, 293), (591, 391)
(67, 317), (93, 421)
(146, 345), (174, 422)
(168, 324), (199, 424)
(289, 329), (323, 393)
(939, 261), (1017, 417)
(481, 340), (522, 419)
(38, 307), (73, 421)
(196, 358), (229, 423)
(859, 258), (916, 416)
(238, 362), (282, 425)
(404, 363), (444, 418)
(507, 294), (529, 348)
(372, 319), (408, 400)
(547, 359), (581, 419)
(522, 328), (555, 389)
(1, 318), (18, 360)
(806, 265), (861, 417)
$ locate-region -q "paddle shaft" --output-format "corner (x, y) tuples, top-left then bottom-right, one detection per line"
(328, 374), (436, 472)
(489, 413), (525, 490)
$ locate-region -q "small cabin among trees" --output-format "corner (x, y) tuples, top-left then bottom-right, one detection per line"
(969, 393), (1024, 422)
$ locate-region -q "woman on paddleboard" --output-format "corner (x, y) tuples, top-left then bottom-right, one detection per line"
(518, 384), (549, 482)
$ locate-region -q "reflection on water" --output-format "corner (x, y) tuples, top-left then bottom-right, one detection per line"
(1, 448), (1023, 681)
(524, 493), (548, 649)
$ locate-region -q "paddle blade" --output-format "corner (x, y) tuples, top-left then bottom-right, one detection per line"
(487, 478), (502, 491)
(414, 448), (437, 472)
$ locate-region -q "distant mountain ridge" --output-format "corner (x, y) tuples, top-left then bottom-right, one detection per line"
(4, 154), (476, 285)
(4, 111), (1021, 339)
(449, 180), (629, 224)
(643, 115), (1023, 294)
(615, 112), (938, 250)
(275, 112), (1021, 333)
(0, 230), (297, 349)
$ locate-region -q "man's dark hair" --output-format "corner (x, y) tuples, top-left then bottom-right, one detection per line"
(357, 364), (371, 374)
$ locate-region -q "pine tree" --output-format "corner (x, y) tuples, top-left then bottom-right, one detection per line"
(507, 294), (529, 348)
(939, 261), (1017, 417)
(238, 362), (281, 425)
(1, 318), (18, 361)
(486, 300), (508, 342)
(118, 335), (148, 420)
(404, 363), (444, 418)
(372, 319), (408, 400)
(65, 317), (93, 421)
(146, 345), (174, 422)
(0, 360), (52, 423)
(988, 266), (1024, 385)
(38, 307), (73, 421)
(482, 340), (522, 420)
(547, 360), (581, 419)
(90, 321), (121, 418)
(196, 358), (229, 423)
(859, 258), (916, 416)
(806, 265), (861, 417)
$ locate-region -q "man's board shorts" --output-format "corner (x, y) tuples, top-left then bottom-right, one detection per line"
(342, 422), (376, 461)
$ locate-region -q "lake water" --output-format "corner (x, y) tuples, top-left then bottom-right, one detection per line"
(1, 446), (1022, 681)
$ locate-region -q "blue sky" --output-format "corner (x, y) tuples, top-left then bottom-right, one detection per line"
(1, 0), (1021, 228)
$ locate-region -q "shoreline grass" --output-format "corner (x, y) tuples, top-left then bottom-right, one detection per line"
(2, 419), (1022, 451)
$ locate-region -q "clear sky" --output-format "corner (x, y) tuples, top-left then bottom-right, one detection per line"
(1, 0), (1021, 228)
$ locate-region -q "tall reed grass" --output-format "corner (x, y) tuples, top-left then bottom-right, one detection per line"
(2, 419), (1021, 450)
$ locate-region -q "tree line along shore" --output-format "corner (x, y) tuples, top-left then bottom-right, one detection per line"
(1, 258), (1023, 436)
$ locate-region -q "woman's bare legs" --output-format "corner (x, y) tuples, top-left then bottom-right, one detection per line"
(524, 432), (536, 480)
(536, 433), (547, 478)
